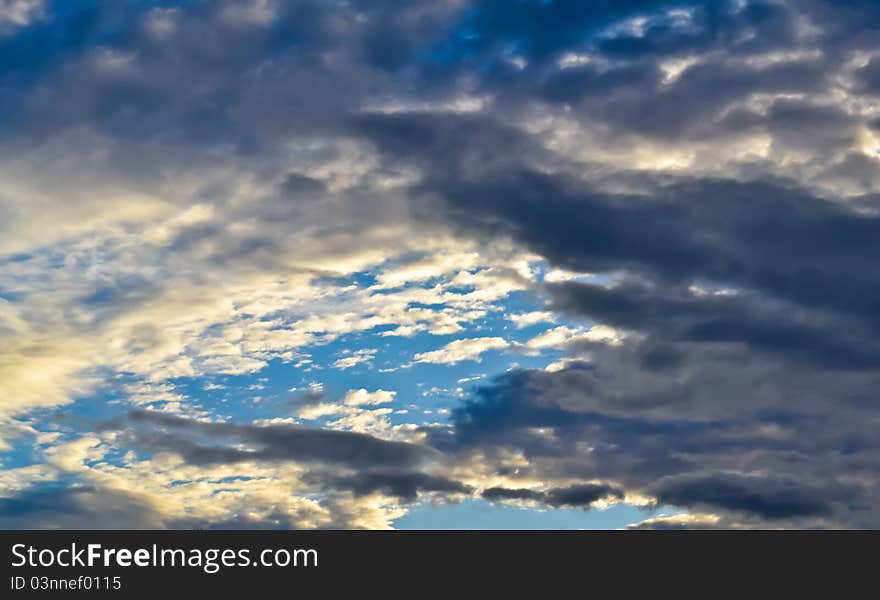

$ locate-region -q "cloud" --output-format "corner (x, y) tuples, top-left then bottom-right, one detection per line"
(482, 483), (624, 508)
(44, 436), (104, 472)
(627, 513), (723, 530)
(508, 311), (556, 328)
(293, 387), (417, 441)
(523, 325), (625, 351)
(3, 0), (880, 529)
(434, 354), (880, 526)
(0, 0), (43, 32)
(333, 348), (378, 370)
(106, 410), (433, 471)
(650, 473), (856, 520)
(298, 403), (344, 420)
(344, 389), (396, 406)
(0, 486), (167, 530)
(414, 337), (510, 365)
(307, 471), (472, 501)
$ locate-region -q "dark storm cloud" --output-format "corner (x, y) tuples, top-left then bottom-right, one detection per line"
(306, 470), (472, 500)
(94, 410), (478, 514)
(545, 483), (625, 507)
(650, 473), (857, 520)
(104, 410), (434, 470)
(482, 487), (545, 502)
(482, 483), (624, 508)
(549, 281), (880, 370)
(539, 62), (663, 105)
(434, 351), (880, 527)
(420, 172), (880, 322)
(377, 60), (880, 526)
(348, 111), (538, 176)
(854, 57), (880, 94)
(280, 173), (327, 197)
(0, 486), (166, 529)
(0, 483), (392, 530)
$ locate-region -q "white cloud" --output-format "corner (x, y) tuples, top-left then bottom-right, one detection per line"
(525, 326), (583, 350)
(414, 337), (509, 365)
(627, 513), (722, 529)
(297, 403), (344, 420)
(373, 251), (481, 289)
(45, 436), (105, 472)
(526, 325), (626, 351)
(333, 348), (377, 370)
(343, 389), (396, 406)
(508, 311), (557, 328)
(543, 268), (594, 283)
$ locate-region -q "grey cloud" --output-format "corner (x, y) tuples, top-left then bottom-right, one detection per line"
(549, 280), (880, 370)
(854, 57), (880, 94)
(650, 473), (858, 520)
(545, 484), (625, 507)
(435, 350), (880, 527)
(307, 470), (473, 501)
(422, 172), (880, 323)
(482, 487), (545, 502)
(483, 484), (624, 508)
(106, 410), (434, 471)
(0, 486), (167, 529)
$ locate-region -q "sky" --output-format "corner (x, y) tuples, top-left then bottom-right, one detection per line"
(1, 0), (880, 530)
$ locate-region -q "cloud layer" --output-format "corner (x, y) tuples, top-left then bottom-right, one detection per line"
(2, 0), (880, 529)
